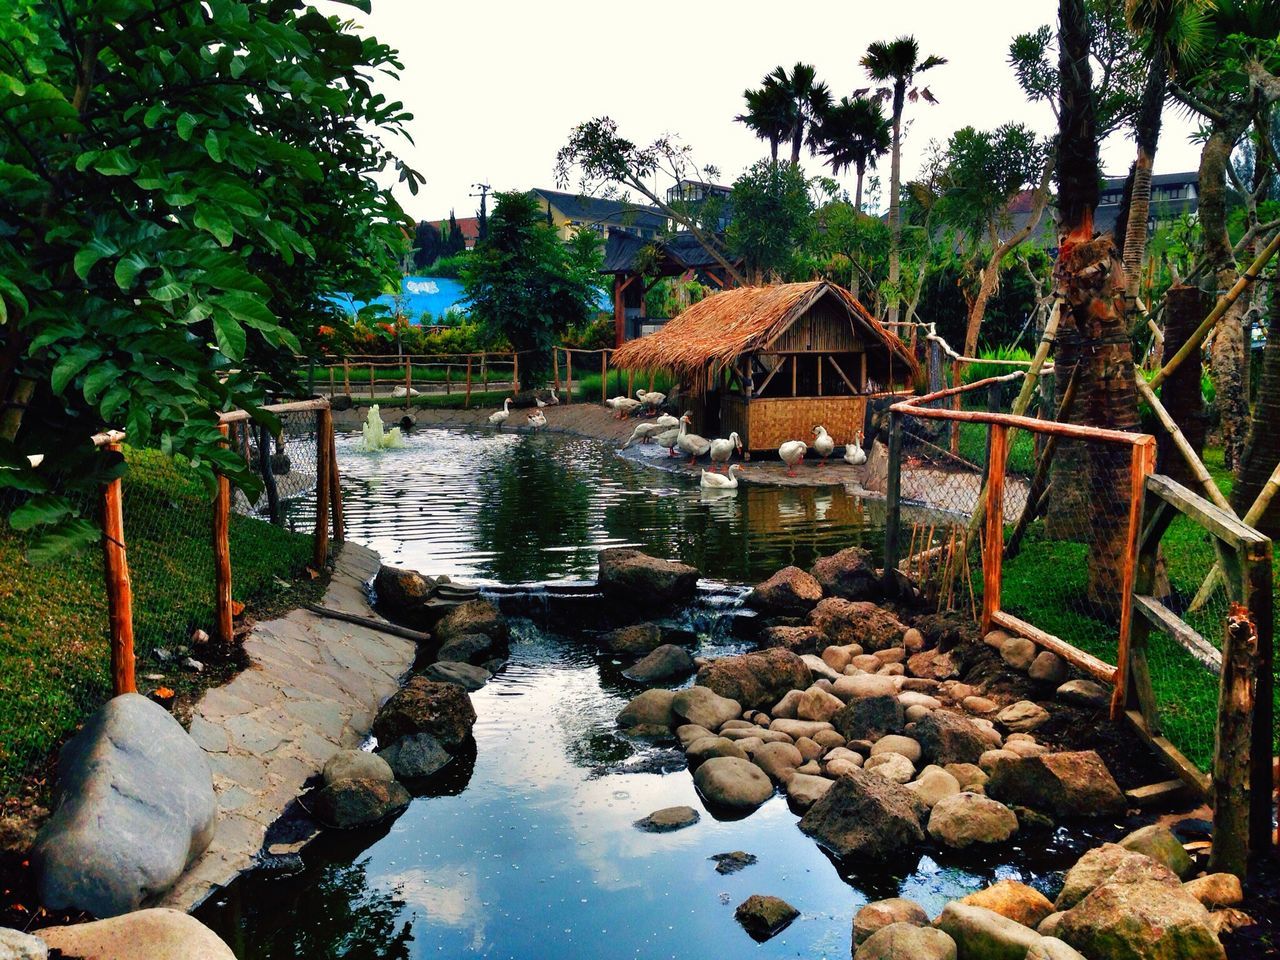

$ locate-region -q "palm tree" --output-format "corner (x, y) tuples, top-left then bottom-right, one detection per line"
(1119, 0), (1213, 297)
(860, 36), (946, 325)
(811, 96), (891, 213)
(736, 82), (792, 162)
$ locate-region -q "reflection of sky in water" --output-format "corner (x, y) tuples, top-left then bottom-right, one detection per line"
(200, 626), (1106, 959)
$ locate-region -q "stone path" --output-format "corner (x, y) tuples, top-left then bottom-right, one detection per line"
(159, 543), (415, 911)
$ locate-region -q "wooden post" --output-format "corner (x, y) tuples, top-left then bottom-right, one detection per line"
(1210, 603), (1258, 878)
(648, 371), (655, 394)
(553, 349), (561, 391)
(258, 422), (281, 525)
(513, 352), (520, 394)
(1243, 544), (1274, 860)
(1112, 437), (1157, 718)
(601, 350), (608, 402)
(883, 408), (904, 590)
(405, 362), (412, 408)
(329, 367), (335, 396)
(950, 360), (963, 456)
(981, 425), (1009, 633)
(791, 354), (797, 397)
(465, 356), (473, 409)
(482, 353), (488, 393)
(981, 381), (1001, 487)
(627, 369), (634, 397)
(566, 351), (573, 404)
(328, 420), (344, 544)
(368, 364), (374, 400)
(101, 439), (136, 695)
(214, 424), (233, 644)
(817, 353), (823, 396)
(314, 407), (332, 569)
(343, 358), (351, 394)
(445, 363), (451, 395)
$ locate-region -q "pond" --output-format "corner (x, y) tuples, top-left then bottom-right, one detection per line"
(196, 428), (1115, 958)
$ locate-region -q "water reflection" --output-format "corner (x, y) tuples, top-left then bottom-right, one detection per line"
(322, 429), (885, 585)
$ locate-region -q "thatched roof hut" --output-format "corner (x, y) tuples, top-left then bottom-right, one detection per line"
(612, 280), (918, 452)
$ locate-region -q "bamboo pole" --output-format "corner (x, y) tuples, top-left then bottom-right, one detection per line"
(1150, 230), (1280, 390)
(1190, 459), (1280, 609)
(1135, 375), (1230, 510)
(314, 407), (332, 569)
(101, 439), (136, 695)
(214, 424), (234, 644)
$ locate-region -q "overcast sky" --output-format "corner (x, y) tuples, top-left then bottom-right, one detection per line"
(326, 0), (1202, 222)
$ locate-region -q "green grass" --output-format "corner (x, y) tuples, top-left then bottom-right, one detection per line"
(0, 448), (321, 801)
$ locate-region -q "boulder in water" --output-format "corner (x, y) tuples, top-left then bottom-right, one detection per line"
(746, 566), (824, 616)
(372, 677), (477, 752)
(695, 648), (811, 712)
(810, 547), (880, 601)
(598, 547), (699, 605)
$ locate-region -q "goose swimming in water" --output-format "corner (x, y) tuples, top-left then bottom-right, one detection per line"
(700, 463), (745, 489)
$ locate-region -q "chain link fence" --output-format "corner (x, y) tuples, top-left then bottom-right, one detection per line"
(0, 402), (333, 805)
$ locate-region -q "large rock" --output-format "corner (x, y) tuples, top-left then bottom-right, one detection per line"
(33, 693), (216, 917)
(758, 624), (823, 654)
(854, 898), (930, 945)
(312, 777), (411, 829)
(35, 909), (234, 960)
(927, 792), (1019, 848)
(617, 688), (677, 729)
(746, 565), (824, 615)
(810, 547), (879, 601)
(0, 927), (47, 960)
(986, 751), (1125, 818)
(735, 894), (799, 942)
(784, 773), (833, 811)
(598, 547), (699, 604)
(914, 710), (991, 766)
(1055, 845), (1181, 911)
(995, 700), (1050, 733)
(905, 765), (961, 808)
(855, 922), (957, 960)
(831, 694), (905, 742)
(624, 644), (696, 683)
(693, 757), (774, 810)
(374, 565), (433, 618)
(809, 598), (906, 651)
(434, 598), (508, 643)
(960, 879), (1055, 928)
(799, 766), (926, 860)
(832, 673), (902, 701)
(934, 903), (1042, 960)
(377, 732), (451, 779)
(600, 622), (665, 655)
(1118, 823), (1193, 878)
(671, 686), (740, 730)
(751, 741), (803, 782)
(421, 660), (491, 691)
(1055, 679), (1110, 709)
(796, 686), (845, 722)
(323, 749), (393, 785)
(1056, 878), (1226, 960)
(372, 677), (477, 751)
(634, 805), (700, 833)
(1183, 873), (1244, 908)
(1026, 939), (1089, 960)
(685, 736), (749, 767)
(695, 648), (811, 712)
(436, 631), (503, 665)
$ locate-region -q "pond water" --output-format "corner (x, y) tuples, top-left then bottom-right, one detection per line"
(196, 428), (1115, 958)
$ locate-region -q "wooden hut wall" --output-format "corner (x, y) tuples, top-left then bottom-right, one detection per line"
(767, 296), (861, 353)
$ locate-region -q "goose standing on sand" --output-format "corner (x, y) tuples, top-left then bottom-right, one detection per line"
(812, 425), (835, 467)
(527, 410), (547, 429)
(488, 397), (513, 429)
(621, 420), (663, 449)
(653, 423), (683, 457)
(778, 439), (807, 477)
(637, 389), (667, 416)
(708, 432), (743, 472)
(676, 415), (712, 464)
(700, 463), (745, 489)
(606, 395), (642, 419)
(843, 430), (867, 466)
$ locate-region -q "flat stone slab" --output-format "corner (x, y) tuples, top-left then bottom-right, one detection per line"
(159, 543), (416, 911)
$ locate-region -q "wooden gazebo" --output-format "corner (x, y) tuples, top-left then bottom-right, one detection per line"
(611, 280), (918, 451)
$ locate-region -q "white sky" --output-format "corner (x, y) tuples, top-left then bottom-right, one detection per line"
(325, 0), (1203, 222)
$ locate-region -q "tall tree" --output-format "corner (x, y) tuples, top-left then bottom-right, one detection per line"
(726, 160), (816, 283)
(811, 96), (891, 213)
(412, 221), (443, 270)
(770, 63), (832, 165)
(735, 82), (793, 162)
(461, 191), (600, 380)
(860, 36), (947, 325)
(1052, 0), (1143, 609)
(444, 210), (467, 256)
(0, 0), (415, 553)
(476, 190), (490, 242)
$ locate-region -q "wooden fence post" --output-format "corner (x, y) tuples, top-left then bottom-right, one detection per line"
(101, 438), (136, 695)
(601, 350), (608, 402)
(1210, 604), (1258, 878)
(950, 360), (963, 456)
(214, 423), (234, 644)
(314, 406), (332, 569)
(405, 362), (412, 408)
(883, 408), (904, 591)
(1112, 437), (1157, 718)
(465, 356), (473, 409)
(553, 349), (561, 392)
(368, 364), (374, 400)
(513, 352), (520, 394)
(1243, 542), (1274, 861)
(981, 424), (1009, 633)
(343, 358), (351, 395)
(566, 351), (573, 404)
(328, 415), (344, 544)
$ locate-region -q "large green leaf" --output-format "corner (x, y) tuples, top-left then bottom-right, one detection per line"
(50, 345), (101, 395)
(26, 517), (100, 564)
(9, 493), (74, 530)
(213, 312), (247, 360)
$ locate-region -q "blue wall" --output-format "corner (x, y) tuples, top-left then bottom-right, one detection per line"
(333, 276), (468, 324)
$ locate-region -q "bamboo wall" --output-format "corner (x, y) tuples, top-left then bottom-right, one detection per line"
(723, 394), (874, 451)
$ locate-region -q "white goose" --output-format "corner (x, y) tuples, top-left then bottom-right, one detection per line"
(487, 397), (513, 429)
(653, 424), (683, 457)
(843, 430), (867, 466)
(812, 425), (835, 467)
(606, 395), (642, 419)
(537, 387), (560, 408)
(526, 409), (547, 429)
(700, 463), (745, 489)
(621, 420), (664, 449)
(637, 389), (667, 416)
(676, 415), (712, 464)
(778, 439), (807, 477)
(708, 432), (743, 472)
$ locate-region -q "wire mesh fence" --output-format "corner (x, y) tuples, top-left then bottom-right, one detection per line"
(0, 401), (334, 801)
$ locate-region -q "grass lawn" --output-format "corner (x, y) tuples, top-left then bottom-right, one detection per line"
(0, 448), (322, 804)
(999, 447), (1276, 771)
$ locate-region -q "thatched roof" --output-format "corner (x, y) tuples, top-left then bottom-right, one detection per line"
(611, 280), (919, 377)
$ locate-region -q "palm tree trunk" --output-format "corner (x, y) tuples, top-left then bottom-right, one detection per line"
(854, 161), (865, 214)
(1231, 258), (1280, 536)
(1122, 47), (1167, 296)
(885, 92), (904, 325)
(1157, 285), (1210, 488)
(769, 137), (778, 162)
